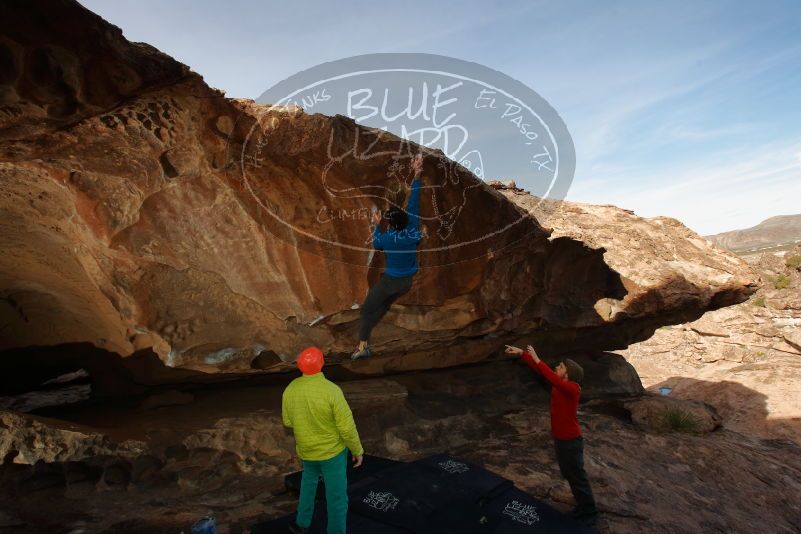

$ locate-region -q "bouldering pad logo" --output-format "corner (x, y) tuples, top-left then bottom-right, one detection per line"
(242, 53), (574, 265)
(438, 459), (470, 474)
(502, 500), (540, 526)
(363, 490), (400, 512)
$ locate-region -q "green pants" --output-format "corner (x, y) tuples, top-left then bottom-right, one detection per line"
(296, 448), (348, 533)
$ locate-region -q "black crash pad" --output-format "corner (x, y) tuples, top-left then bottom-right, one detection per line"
(484, 486), (596, 533)
(255, 454), (595, 533)
(348, 455), (513, 532)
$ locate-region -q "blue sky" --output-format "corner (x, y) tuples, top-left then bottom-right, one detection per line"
(80, 0), (801, 235)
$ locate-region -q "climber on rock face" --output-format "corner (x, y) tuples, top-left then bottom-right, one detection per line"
(282, 347), (364, 534)
(504, 344), (599, 527)
(351, 154), (424, 360)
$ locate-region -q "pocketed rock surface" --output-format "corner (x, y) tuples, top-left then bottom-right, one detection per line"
(1, 0), (755, 386)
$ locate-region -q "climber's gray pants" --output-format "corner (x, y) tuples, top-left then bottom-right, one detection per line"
(358, 274), (414, 342)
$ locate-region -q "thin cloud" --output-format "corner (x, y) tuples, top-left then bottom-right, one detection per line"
(570, 139), (801, 234)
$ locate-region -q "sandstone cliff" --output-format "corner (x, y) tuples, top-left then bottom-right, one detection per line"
(1, 0), (755, 390)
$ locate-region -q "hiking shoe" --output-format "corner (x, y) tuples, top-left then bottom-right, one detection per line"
(350, 346), (372, 360)
(288, 523), (309, 534)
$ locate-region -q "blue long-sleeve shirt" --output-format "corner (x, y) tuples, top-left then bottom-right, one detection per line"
(373, 177), (422, 277)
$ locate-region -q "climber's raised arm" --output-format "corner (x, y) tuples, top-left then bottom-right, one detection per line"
(406, 155), (423, 233)
(371, 210), (385, 250)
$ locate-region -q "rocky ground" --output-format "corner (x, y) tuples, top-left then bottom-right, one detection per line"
(1, 358), (800, 534)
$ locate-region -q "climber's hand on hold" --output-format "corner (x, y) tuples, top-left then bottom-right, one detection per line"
(526, 345), (540, 363)
(353, 455), (363, 468)
(411, 154), (423, 176)
(505, 345), (523, 355)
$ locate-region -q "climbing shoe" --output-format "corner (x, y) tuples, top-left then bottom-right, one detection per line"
(350, 346), (372, 360)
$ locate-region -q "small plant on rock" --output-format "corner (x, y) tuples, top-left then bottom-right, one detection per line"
(751, 295), (766, 307)
(768, 274), (790, 290)
(660, 407), (699, 433)
(786, 254), (801, 271)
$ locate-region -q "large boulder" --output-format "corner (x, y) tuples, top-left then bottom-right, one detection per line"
(618, 251), (801, 442)
(0, 0), (756, 388)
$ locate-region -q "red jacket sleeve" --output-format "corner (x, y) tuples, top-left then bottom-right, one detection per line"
(520, 351), (539, 371)
(521, 352), (580, 399)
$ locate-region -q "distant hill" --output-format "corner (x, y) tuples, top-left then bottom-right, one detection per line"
(706, 214), (801, 254)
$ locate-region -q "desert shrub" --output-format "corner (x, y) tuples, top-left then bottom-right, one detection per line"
(768, 275), (790, 289)
(751, 295), (766, 307)
(786, 255), (801, 271)
(660, 407), (699, 433)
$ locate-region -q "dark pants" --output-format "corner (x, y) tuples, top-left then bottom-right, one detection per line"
(554, 437), (597, 516)
(358, 274), (414, 341)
